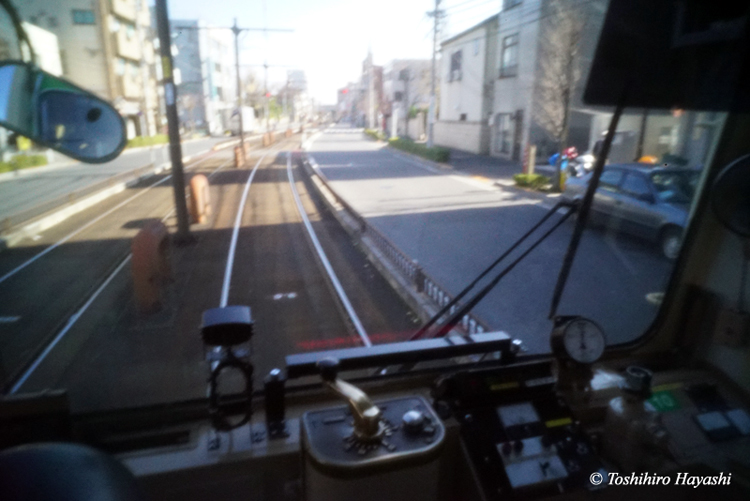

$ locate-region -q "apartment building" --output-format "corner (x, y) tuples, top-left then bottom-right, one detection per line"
(169, 20), (236, 136)
(16, 0), (159, 139)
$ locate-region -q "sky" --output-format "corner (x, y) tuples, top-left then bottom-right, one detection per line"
(164, 0), (502, 105)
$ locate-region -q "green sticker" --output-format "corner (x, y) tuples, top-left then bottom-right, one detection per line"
(648, 391), (681, 412)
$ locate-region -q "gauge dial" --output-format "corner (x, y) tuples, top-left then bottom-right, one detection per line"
(562, 318), (606, 364)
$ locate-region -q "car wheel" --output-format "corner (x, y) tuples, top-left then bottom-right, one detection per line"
(660, 227), (682, 260)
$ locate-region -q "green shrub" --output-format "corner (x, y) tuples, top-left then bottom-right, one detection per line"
(127, 134), (169, 148)
(388, 137), (450, 163)
(513, 173), (550, 190)
(364, 129), (386, 141)
(0, 154), (48, 173)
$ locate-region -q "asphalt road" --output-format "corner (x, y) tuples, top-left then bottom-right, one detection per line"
(308, 125), (676, 354)
(0, 136), (228, 221)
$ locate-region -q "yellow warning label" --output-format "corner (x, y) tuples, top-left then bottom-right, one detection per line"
(489, 382), (520, 391)
(545, 417), (573, 428)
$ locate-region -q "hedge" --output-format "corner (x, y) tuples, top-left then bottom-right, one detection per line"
(388, 137), (450, 163)
(364, 129), (386, 141)
(513, 173), (550, 190)
(127, 134), (169, 148)
(0, 154), (48, 173)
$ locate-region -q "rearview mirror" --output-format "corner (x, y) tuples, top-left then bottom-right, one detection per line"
(0, 61), (126, 163)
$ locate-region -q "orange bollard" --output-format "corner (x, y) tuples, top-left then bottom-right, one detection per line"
(269, 131), (276, 144)
(262, 133), (269, 147)
(189, 174), (211, 224)
(131, 221), (171, 314)
(285, 128), (292, 138)
(234, 146), (245, 168)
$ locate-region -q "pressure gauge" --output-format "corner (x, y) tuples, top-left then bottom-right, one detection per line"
(551, 317), (607, 364)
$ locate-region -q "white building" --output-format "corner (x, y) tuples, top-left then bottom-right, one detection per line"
(434, 15), (498, 154)
(382, 59), (432, 138)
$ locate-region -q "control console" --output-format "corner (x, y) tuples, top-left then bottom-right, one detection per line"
(434, 361), (604, 498)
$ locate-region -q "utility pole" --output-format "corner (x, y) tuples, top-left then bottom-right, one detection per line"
(427, 0), (442, 147)
(177, 24), (293, 145)
(155, 0), (192, 242)
(232, 18), (245, 152)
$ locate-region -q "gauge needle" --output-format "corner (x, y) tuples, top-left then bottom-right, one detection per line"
(579, 327), (587, 351)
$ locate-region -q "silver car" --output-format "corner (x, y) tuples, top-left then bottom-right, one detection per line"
(563, 164), (699, 260)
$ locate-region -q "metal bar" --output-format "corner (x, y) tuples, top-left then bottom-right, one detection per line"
(548, 98), (626, 319)
(285, 331), (511, 379)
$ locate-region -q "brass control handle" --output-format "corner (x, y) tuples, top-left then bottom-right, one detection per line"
(317, 357), (383, 440)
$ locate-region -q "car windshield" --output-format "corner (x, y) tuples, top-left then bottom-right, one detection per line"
(0, 0), (729, 413)
(651, 171), (698, 204)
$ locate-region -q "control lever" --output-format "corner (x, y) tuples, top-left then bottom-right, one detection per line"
(317, 357), (385, 441)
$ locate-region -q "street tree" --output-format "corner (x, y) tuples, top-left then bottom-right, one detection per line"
(533, 0), (587, 191)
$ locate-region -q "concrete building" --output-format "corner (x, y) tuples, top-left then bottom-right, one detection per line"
(435, 0), (710, 168)
(359, 52), (383, 129)
(435, 15), (498, 154)
(16, 0), (160, 139)
(382, 59), (432, 138)
(170, 20), (236, 136)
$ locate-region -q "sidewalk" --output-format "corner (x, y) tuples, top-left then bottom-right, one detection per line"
(442, 147), (523, 182)
(385, 144), (560, 206)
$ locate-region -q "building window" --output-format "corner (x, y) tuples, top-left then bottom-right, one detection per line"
(394, 91), (403, 102)
(115, 58), (126, 76)
(215, 62), (221, 73)
(500, 34), (519, 78)
(460, 113), (467, 121)
(473, 39), (480, 56)
(125, 23), (136, 40)
(449, 50), (462, 82)
(503, 0), (522, 10)
(72, 9), (96, 25)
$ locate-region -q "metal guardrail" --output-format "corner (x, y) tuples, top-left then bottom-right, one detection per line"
(304, 156), (489, 336)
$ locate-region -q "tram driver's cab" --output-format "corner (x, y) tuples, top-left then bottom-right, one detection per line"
(1, 1), (750, 500)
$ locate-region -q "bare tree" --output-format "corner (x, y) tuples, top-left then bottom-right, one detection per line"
(533, 0), (587, 190)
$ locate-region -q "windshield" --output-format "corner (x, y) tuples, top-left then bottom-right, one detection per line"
(0, 0), (728, 412)
(651, 171), (698, 204)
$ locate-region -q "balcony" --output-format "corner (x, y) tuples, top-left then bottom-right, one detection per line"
(115, 24), (141, 61)
(111, 0), (137, 21)
(118, 73), (142, 99)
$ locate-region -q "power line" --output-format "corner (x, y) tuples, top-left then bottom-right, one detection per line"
(445, 0), (498, 16)
(443, 0), (490, 11)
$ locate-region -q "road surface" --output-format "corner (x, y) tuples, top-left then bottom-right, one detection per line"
(0, 136), (228, 222)
(307, 125), (675, 353)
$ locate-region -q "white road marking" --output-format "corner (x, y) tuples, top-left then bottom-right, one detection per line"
(8, 156), (234, 392)
(10, 255), (131, 394)
(0, 316), (21, 323)
(286, 152), (371, 347)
